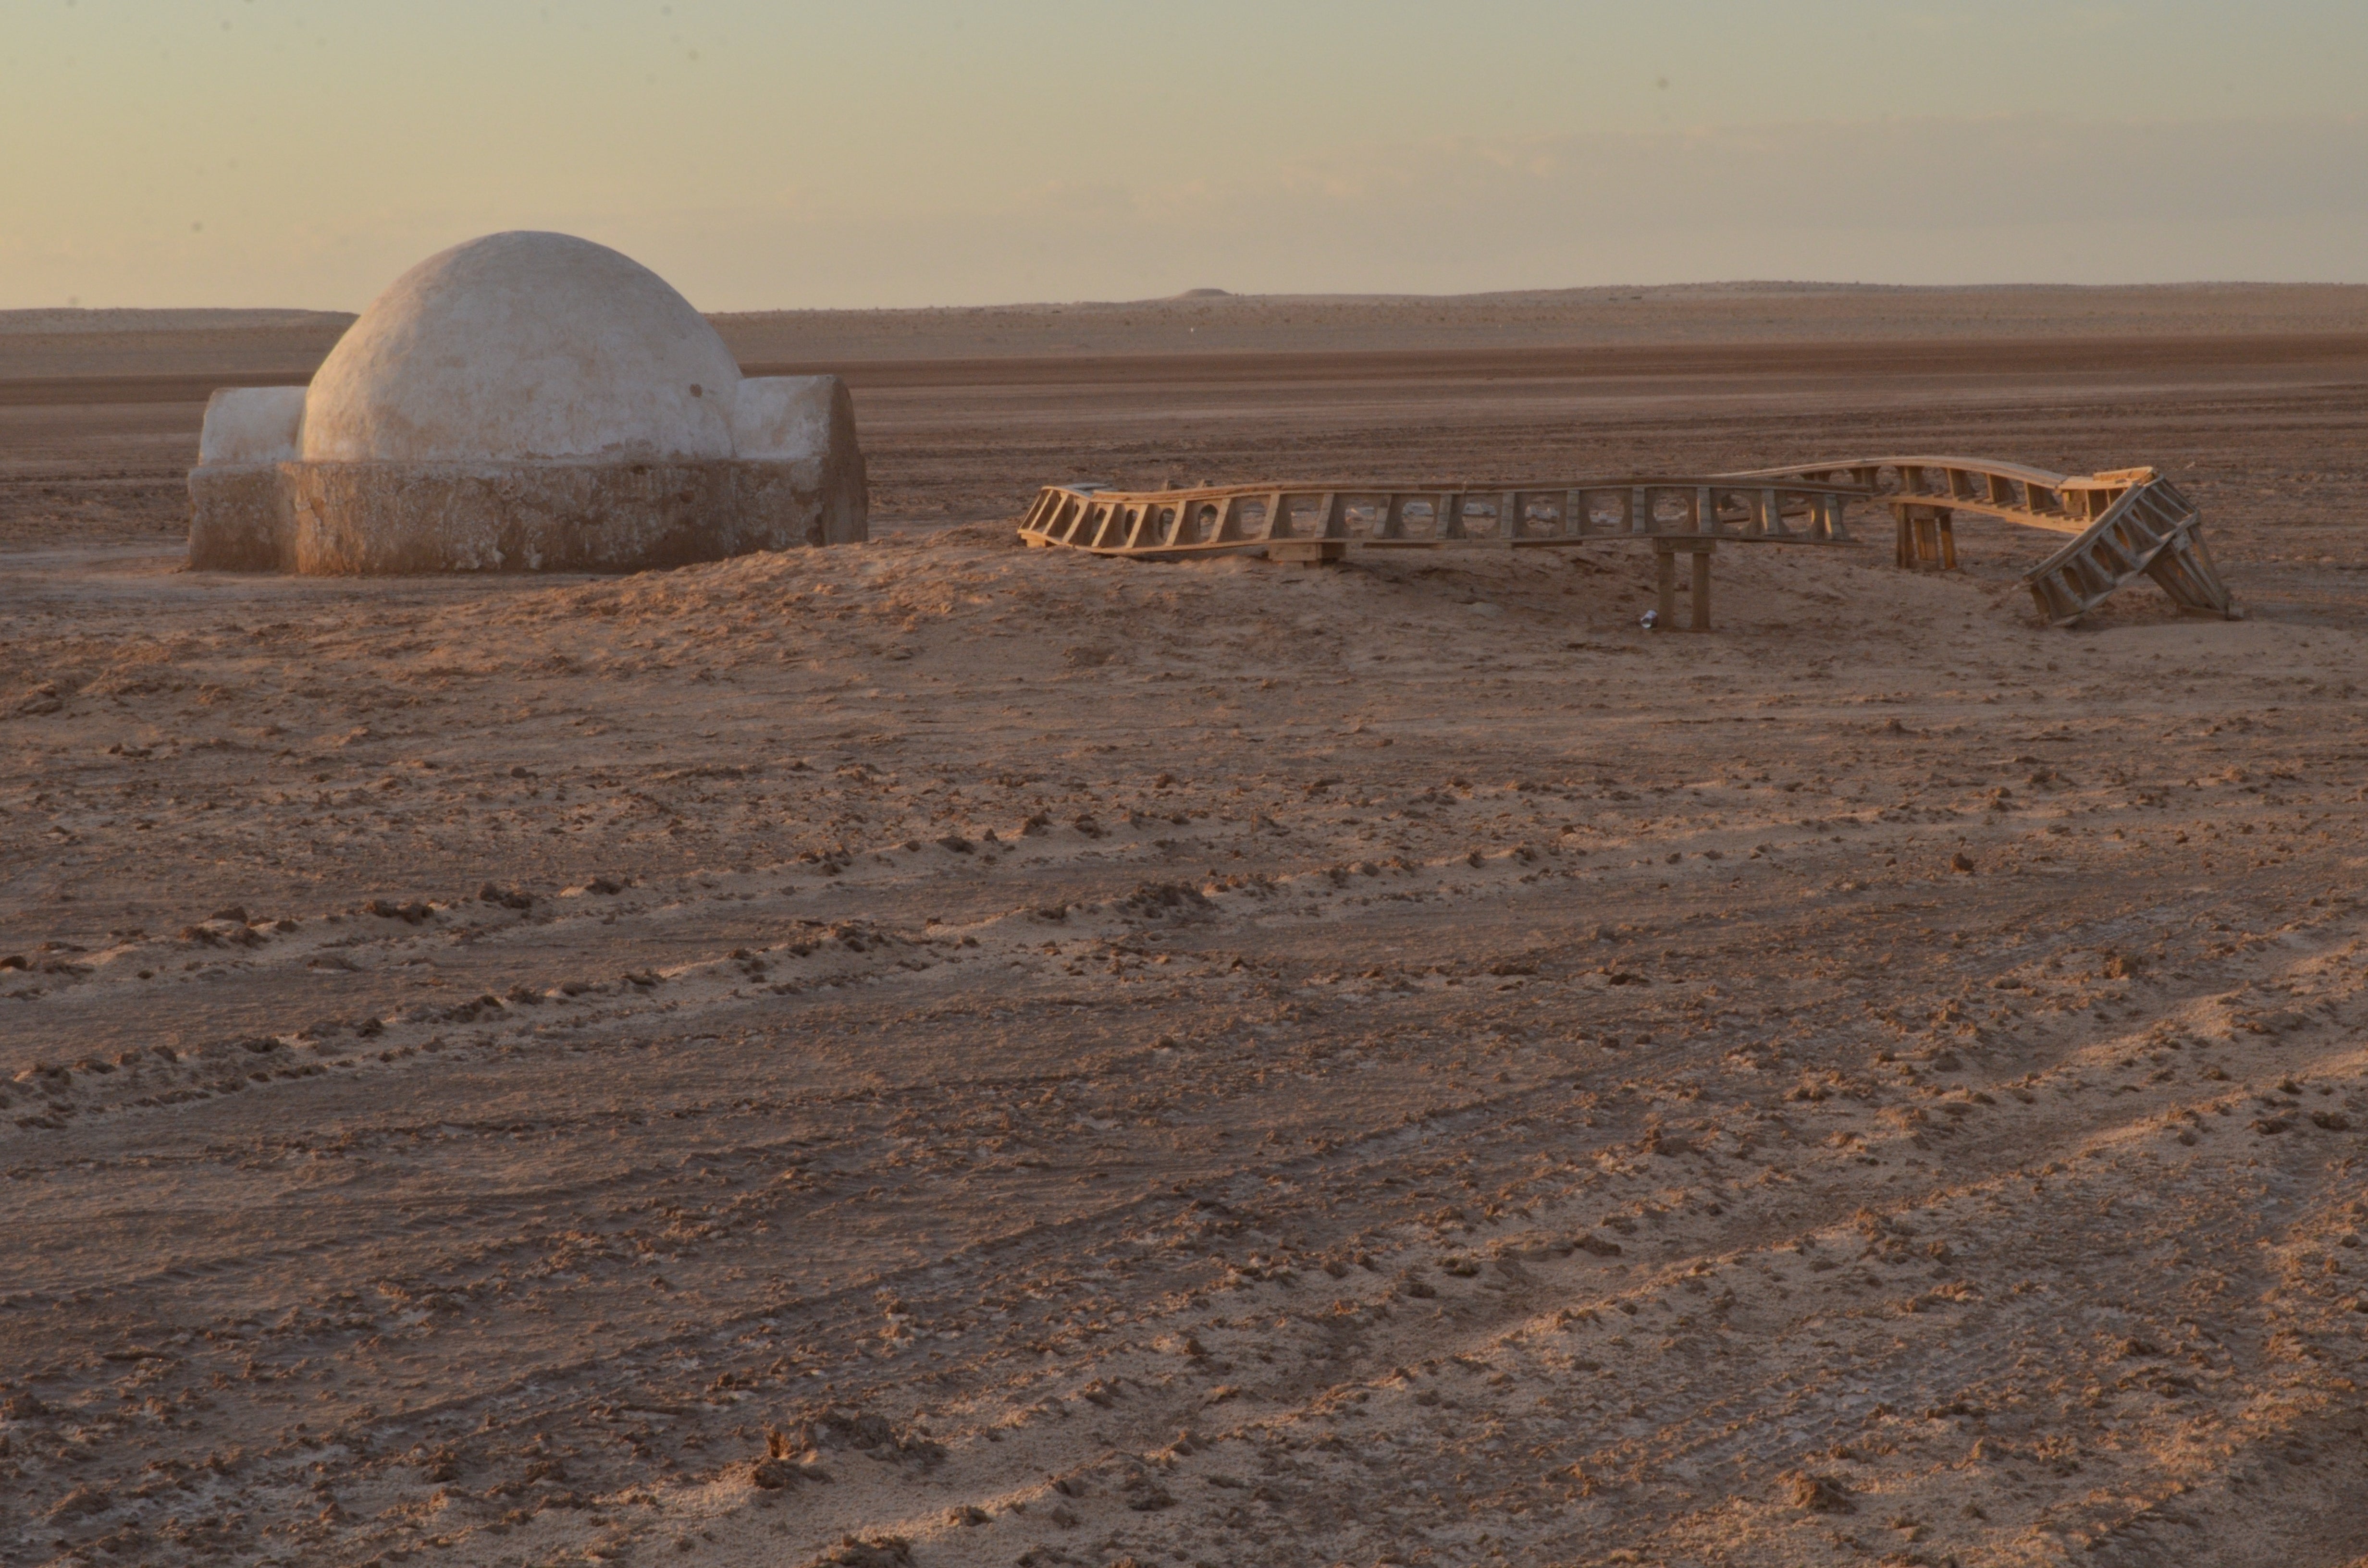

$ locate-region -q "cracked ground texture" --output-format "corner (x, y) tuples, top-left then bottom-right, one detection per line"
(3, 300), (2368, 1568)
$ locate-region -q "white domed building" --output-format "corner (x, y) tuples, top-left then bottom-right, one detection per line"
(188, 232), (865, 572)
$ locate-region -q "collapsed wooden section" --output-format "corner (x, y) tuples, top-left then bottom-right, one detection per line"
(1731, 457), (2238, 625)
(1015, 455), (2240, 627)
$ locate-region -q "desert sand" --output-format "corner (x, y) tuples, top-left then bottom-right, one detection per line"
(3, 285), (2367, 1568)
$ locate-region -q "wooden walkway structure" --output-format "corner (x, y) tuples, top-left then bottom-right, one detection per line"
(1015, 455), (2239, 628)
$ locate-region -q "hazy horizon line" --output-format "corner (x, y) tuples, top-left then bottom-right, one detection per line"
(7, 277), (2368, 330)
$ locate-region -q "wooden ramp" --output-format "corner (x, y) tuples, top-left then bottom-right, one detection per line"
(1014, 455), (2239, 628)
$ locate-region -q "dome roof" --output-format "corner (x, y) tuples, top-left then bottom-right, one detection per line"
(300, 232), (741, 464)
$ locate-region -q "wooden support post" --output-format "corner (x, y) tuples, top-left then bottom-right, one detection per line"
(1649, 541), (1714, 630)
(1892, 503), (1957, 571)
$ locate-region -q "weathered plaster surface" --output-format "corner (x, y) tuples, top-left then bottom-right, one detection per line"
(300, 232), (741, 465)
(196, 387), (308, 467)
(187, 232), (867, 574)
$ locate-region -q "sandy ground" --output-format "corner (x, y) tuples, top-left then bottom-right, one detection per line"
(3, 291), (2368, 1568)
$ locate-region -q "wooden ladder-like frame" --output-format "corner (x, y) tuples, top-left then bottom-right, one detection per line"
(1015, 455), (2241, 628)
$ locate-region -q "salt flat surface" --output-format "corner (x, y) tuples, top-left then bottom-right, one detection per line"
(2, 295), (2366, 1567)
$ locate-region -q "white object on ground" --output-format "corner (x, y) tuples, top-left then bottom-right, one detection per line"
(188, 231), (866, 574)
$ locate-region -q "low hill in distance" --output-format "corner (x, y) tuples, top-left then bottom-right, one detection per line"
(5, 282), (2365, 382)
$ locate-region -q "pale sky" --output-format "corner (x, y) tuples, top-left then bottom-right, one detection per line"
(4, 1), (2364, 310)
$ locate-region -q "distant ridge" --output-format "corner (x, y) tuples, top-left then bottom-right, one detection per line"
(7, 284), (2363, 384)
(0, 308), (357, 336)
